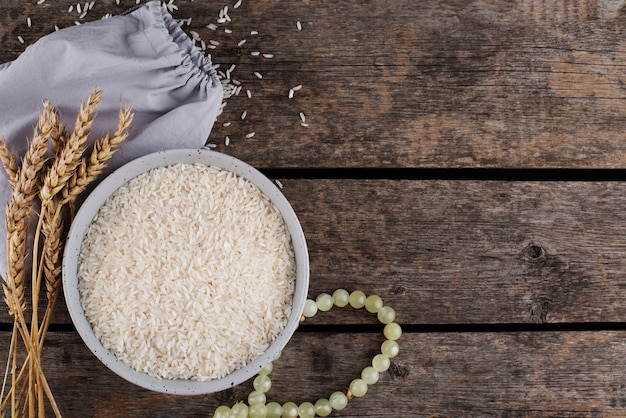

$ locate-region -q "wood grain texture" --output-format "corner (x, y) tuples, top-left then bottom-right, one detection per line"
(6, 330), (626, 417)
(2, 1), (626, 416)
(2, 1), (626, 168)
(3, 179), (626, 326)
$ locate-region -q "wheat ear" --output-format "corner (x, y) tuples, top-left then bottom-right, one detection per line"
(44, 100), (68, 159)
(0, 139), (18, 188)
(39, 88), (102, 204)
(61, 106), (133, 204)
(3, 111), (52, 317)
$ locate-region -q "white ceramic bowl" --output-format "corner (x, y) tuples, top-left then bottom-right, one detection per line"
(62, 148), (309, 395)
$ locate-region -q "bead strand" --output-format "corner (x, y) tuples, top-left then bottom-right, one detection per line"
(212, 290), (402, 418)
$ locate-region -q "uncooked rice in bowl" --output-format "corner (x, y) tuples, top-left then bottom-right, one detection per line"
(77, 163), (296, 381)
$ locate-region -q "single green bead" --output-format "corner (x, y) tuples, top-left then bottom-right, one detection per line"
(266, 402), (283, 418)
(361, 366), (380, 385)
(329, 391), (348, 411)
(249, 402), (268, 418)
(259, 361), (274, 376)
(381, 339), (400, 358)
(377, 306), (396, 324)
(349, 378), (368, 397)
(297, 402), (315, 418)
(253, 373), (272, 393)
(314, 398), (332, 417)
(332, 289), (350, 307)
(231, 402), (248, 418)
(315, 293), (334, 311)
(282, 402), (299, 418)
(372, 353), (391, 372)
(365, 294), (383, 313)
(348, 290), (366, 308)
(274, 351), (282, 361)
(212, 405), (231, 418)
(302, 299), (318, 317)
(383, 322), (402, 340)
(248, 390), (266, 405)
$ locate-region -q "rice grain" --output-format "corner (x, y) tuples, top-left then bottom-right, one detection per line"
(78, 164), (296, 381)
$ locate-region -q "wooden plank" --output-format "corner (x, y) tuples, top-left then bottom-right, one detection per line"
(3, 179), (626, 326)
(2, 330), (626, 417)
(2, 1), (626, 168)
(290, 179), (626, 325)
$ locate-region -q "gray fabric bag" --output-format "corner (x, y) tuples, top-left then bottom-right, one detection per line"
(0, 1), (223, 277)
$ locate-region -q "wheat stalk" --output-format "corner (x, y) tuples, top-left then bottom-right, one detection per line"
(1, 90), (133, 417)
(1, 103), (56, 418)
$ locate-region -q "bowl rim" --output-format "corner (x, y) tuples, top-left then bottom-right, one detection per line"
(62, 148), (309, 395)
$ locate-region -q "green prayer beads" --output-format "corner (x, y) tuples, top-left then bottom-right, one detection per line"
(212, 290), (402, 418)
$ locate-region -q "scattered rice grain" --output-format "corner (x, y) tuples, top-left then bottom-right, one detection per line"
(288, 89), (294, 99)
(223, 122), (232, 127)
(292, 84), (303, 91)
(246, 132), (255, 138)
(246, 89), (252, 98)
(297, 20), (302, 30)
(234, 0), (242, 8)
(225, 136), (231, 146)
(27, 17), (31, 27)
(251, 51), (260, 56)
(275, 179), (283, 189)
(17, 36), (24, 44)
(241, 111), (247, 120)
(254, 71), (263, 79)
(263, 53), (274, 59)
(299, 112), (306, 122)
(238, 39), (247, 47)
(301, 122), (309, 127)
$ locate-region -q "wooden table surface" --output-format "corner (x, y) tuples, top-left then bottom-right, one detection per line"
(3, 0), (626, 416)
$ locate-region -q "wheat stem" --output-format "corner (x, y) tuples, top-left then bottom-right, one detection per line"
(0, 320), (16, 418)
